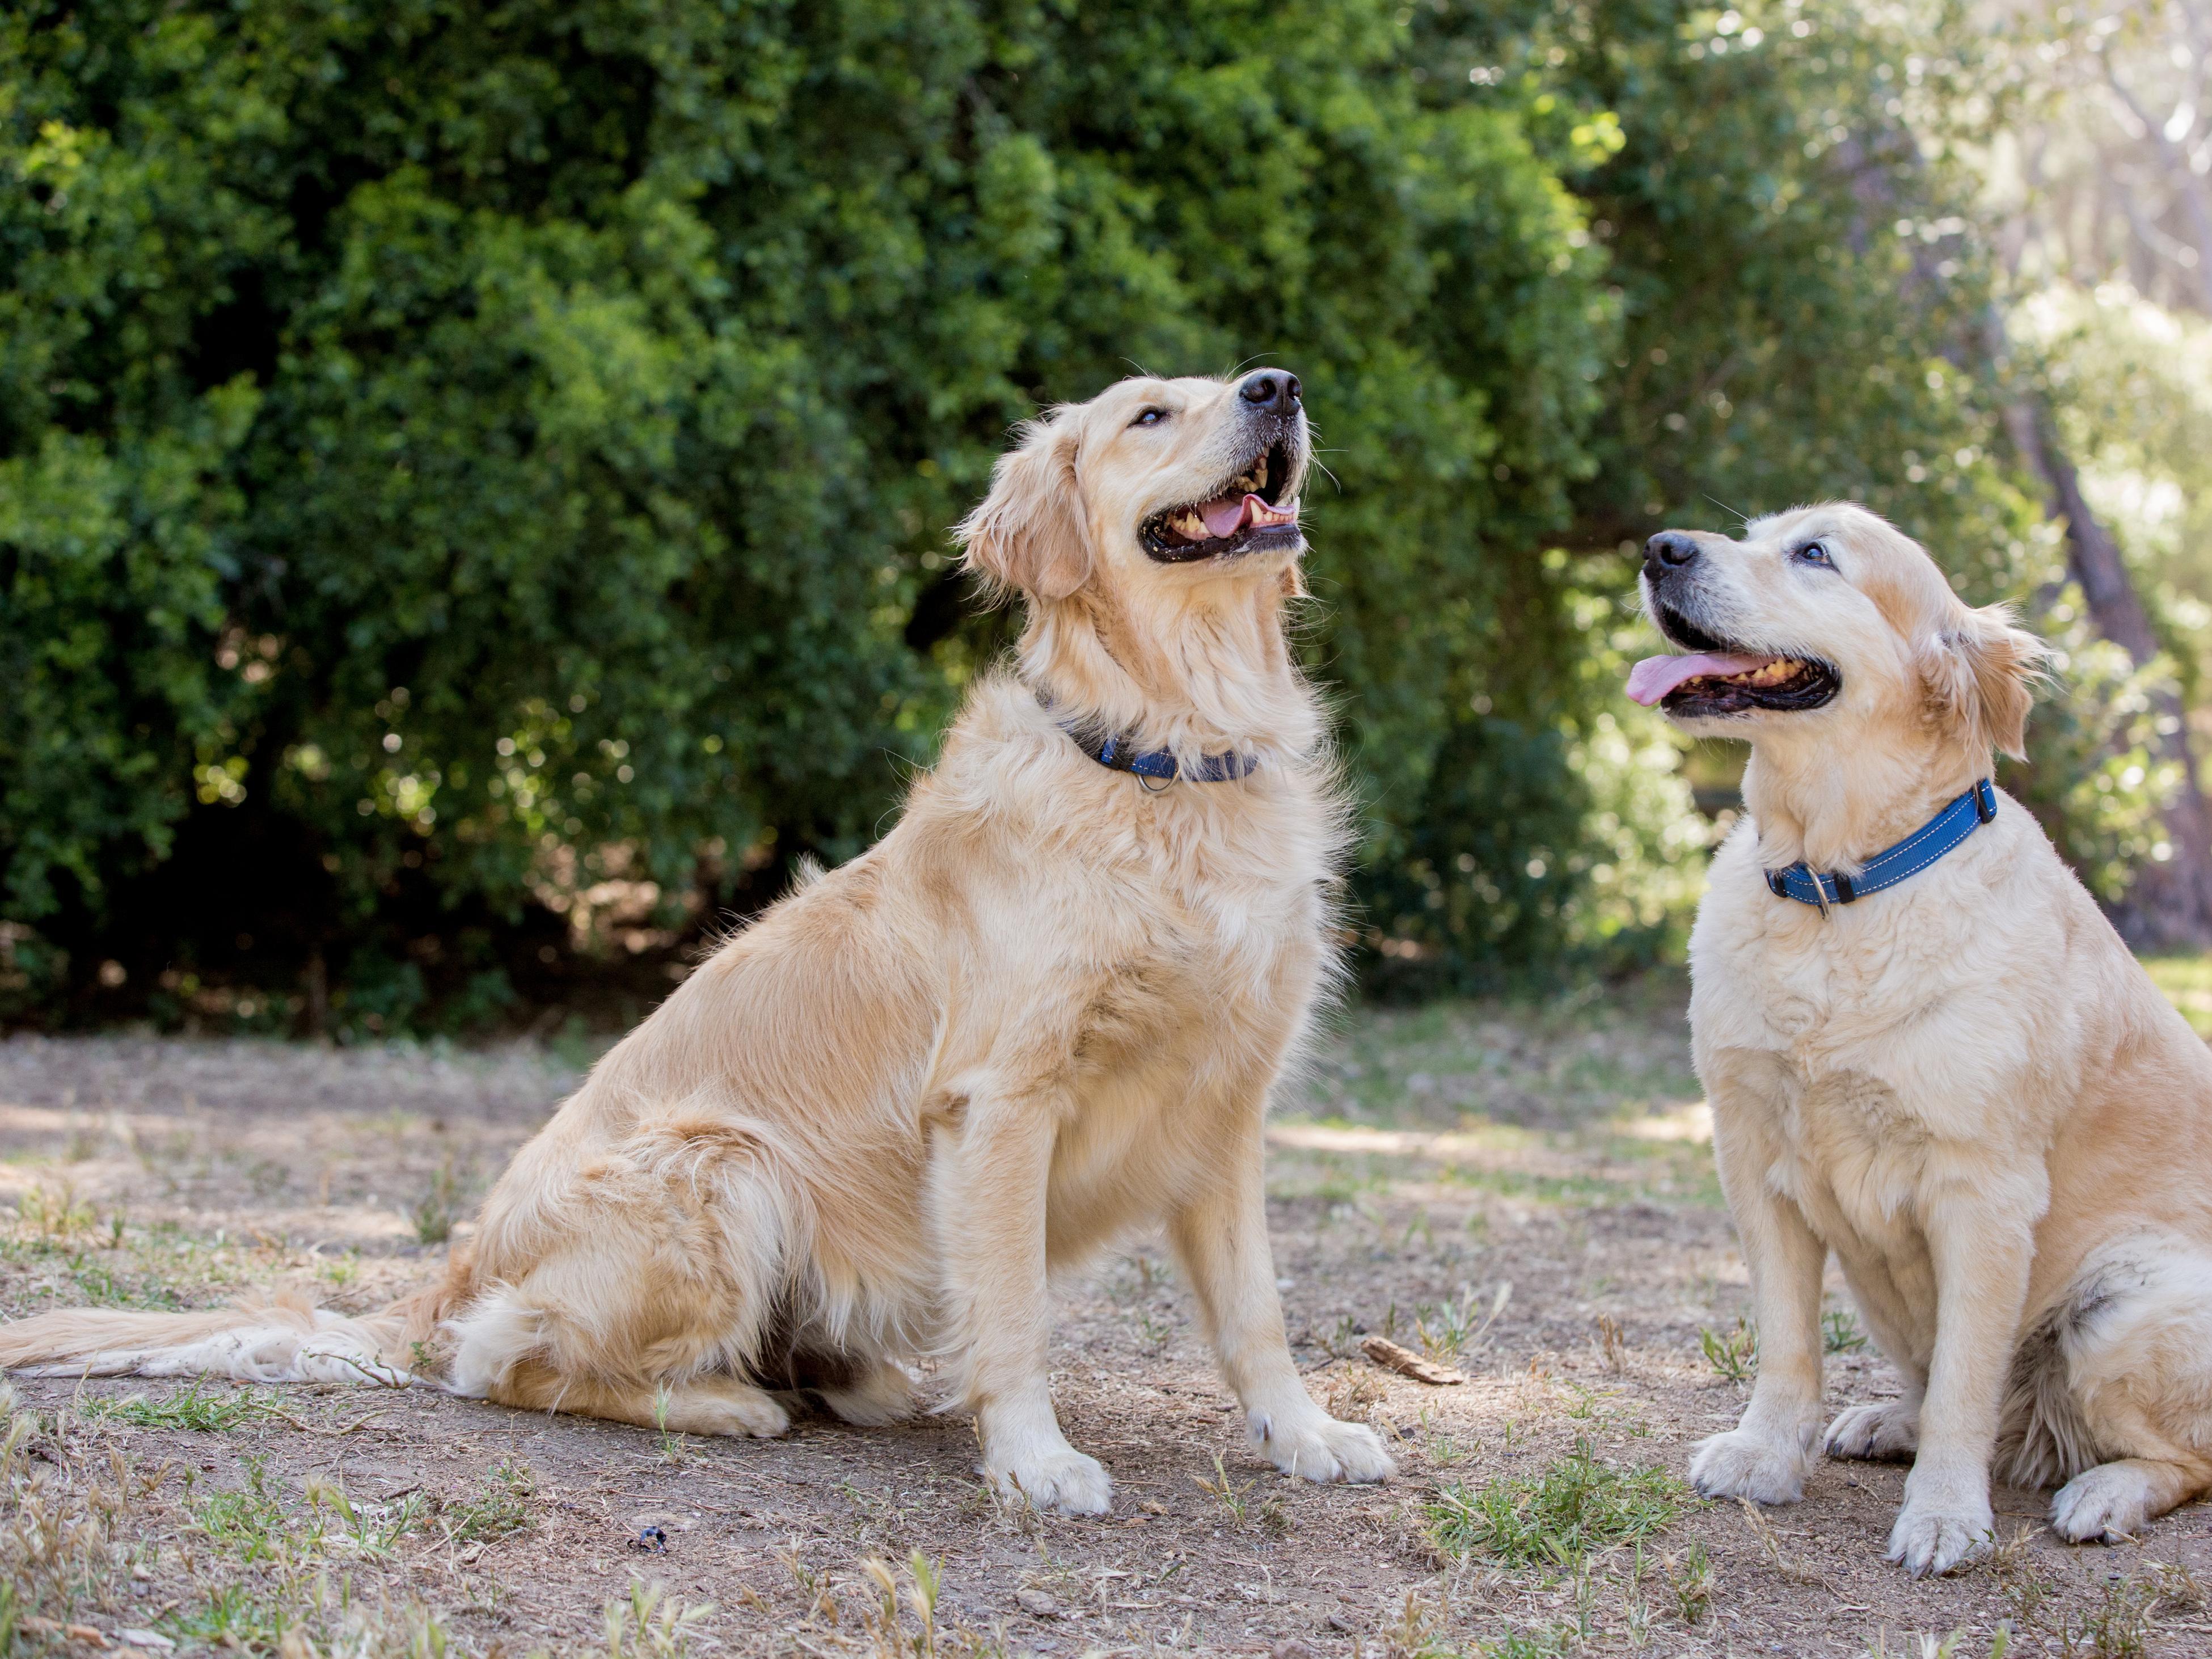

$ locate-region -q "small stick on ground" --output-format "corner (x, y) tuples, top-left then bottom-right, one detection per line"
(1361, 1336), (1466, 1386)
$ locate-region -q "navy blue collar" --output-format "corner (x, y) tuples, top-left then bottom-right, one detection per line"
(1032, 687), (1261, 784)
(1766, 779), (1996, 911)
(1072, 728), (1260, 784)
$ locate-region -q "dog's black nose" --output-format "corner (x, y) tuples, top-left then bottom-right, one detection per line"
(1644, 531), (1700, 575)
(1239, 369), (1301, 411)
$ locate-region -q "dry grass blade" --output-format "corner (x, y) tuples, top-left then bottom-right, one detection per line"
(1734, 1497), (1838, 1593)
(1361, 1336), (1466, 1386)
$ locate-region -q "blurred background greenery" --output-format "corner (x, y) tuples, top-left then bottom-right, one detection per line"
(6, 0), (2212, 1036)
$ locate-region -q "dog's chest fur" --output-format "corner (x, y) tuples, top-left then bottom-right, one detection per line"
(1033, 773), (1337, 1241)
(1690, 822), (2051, 1315)
(1065, 775), (1332, 1083)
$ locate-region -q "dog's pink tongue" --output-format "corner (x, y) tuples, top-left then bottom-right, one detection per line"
(1199, 494), (1265, 538)
(1627, 652), (1772, 706)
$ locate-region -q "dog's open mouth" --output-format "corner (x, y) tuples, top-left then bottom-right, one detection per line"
(1628, 601), (1839, 715)
(1141, 438), (1301, 563)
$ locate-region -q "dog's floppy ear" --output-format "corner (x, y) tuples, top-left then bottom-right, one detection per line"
(955, 415), (1091, 601)
(1922, 601), (2046, 760)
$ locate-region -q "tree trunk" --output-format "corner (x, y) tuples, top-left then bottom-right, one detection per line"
(2000, 395), (2212, 947)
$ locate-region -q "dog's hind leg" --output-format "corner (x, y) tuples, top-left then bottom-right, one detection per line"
(2037, 1236), (2212, 1544)
(450, 1114), (797, 1437)
(491, 1356), (788, 1437)
(817, 1360), (918, 1426)
(753, 1332), (918, 1426)
(2051, 1458), (2207, 1543)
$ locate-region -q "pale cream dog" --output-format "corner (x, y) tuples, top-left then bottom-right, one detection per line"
(1632, 504), (2212, 1574)
(0, 370), (1391, 1515)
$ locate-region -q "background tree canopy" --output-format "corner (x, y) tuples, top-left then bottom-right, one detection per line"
(0, 0), (2183, 1032)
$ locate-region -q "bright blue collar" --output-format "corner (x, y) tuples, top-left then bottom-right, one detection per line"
(1074, 729), (1260, 784)
(1765, 779), (1996, 911)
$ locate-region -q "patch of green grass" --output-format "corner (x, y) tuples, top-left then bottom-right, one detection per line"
(1430, 1164), (1630, 1205)
(444, 1459), (536, 1543)
(1413, 1284), (1510, 1362)
(193, 1456), (291, 1563)
(82, 1380), (282, 1432)
(163, 1584), (299, 1656)
(1423, 1441), (1687, 1569)
(65, 1253), (184, 1309)
(1301, 977), (1696, 1130)
(17, 1183), (98, 1243)
(1661, 1541), (1714, 1624)
(1823, 1306), (1868, 1353)
(1699, 1319), (1758, 1383)
(195, 1456), (429, 1571)
(1480, 1630), (1573, 1659)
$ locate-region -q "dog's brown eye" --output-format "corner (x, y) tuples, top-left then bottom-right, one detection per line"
(1797, 541), (1833, 567)
(1132, 408), (1167, 428)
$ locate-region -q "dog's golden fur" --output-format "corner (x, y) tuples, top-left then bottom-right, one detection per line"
(0, 373), (1390, 1514)
(1644, 505), (2212, 1573)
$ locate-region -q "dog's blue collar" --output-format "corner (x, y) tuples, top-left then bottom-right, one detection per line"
(1765, 778), (1996, 911)
(1032, 687), (1260, 784)
(1075, 729), (1260, 784)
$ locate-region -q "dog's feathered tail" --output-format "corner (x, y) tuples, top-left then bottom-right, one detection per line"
(0, 1247), (478, 1388)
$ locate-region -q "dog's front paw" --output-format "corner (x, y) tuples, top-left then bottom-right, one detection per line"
(2051, 1462), (2155, 1544)
(1824, 1399), (1919, 1462)
(1887, 1478), (1994, 1577)
(1251, 1410), (1395, 1484)
(986, 1447), (1113, 1517)
(1690, 1429), (1808, 1505)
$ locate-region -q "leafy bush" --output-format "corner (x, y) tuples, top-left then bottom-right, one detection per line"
(0, 0), (2159, 1024)
(0, 0), (1624, 1023)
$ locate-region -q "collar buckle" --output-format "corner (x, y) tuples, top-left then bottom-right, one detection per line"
(1764, 779), (1995, 911)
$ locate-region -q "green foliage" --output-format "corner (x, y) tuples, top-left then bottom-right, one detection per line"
(1362, 0), (2159, 982)
(1698, 1318), (1758, 1383)
(0, 0), (2164, 1018)
(1423, 1441), (1686, 1568)
(0, 0), (1620, 1019)
(2024, 289), (2212, 632)
(1995, 289), (2212, 901)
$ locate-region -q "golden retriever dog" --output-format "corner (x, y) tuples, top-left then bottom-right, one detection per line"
(0, 369), (1392, 1515)
(1631, 503), (2212, 1574)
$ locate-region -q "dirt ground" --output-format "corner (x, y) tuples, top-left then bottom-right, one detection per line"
(2, 979), (2209, 1658)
